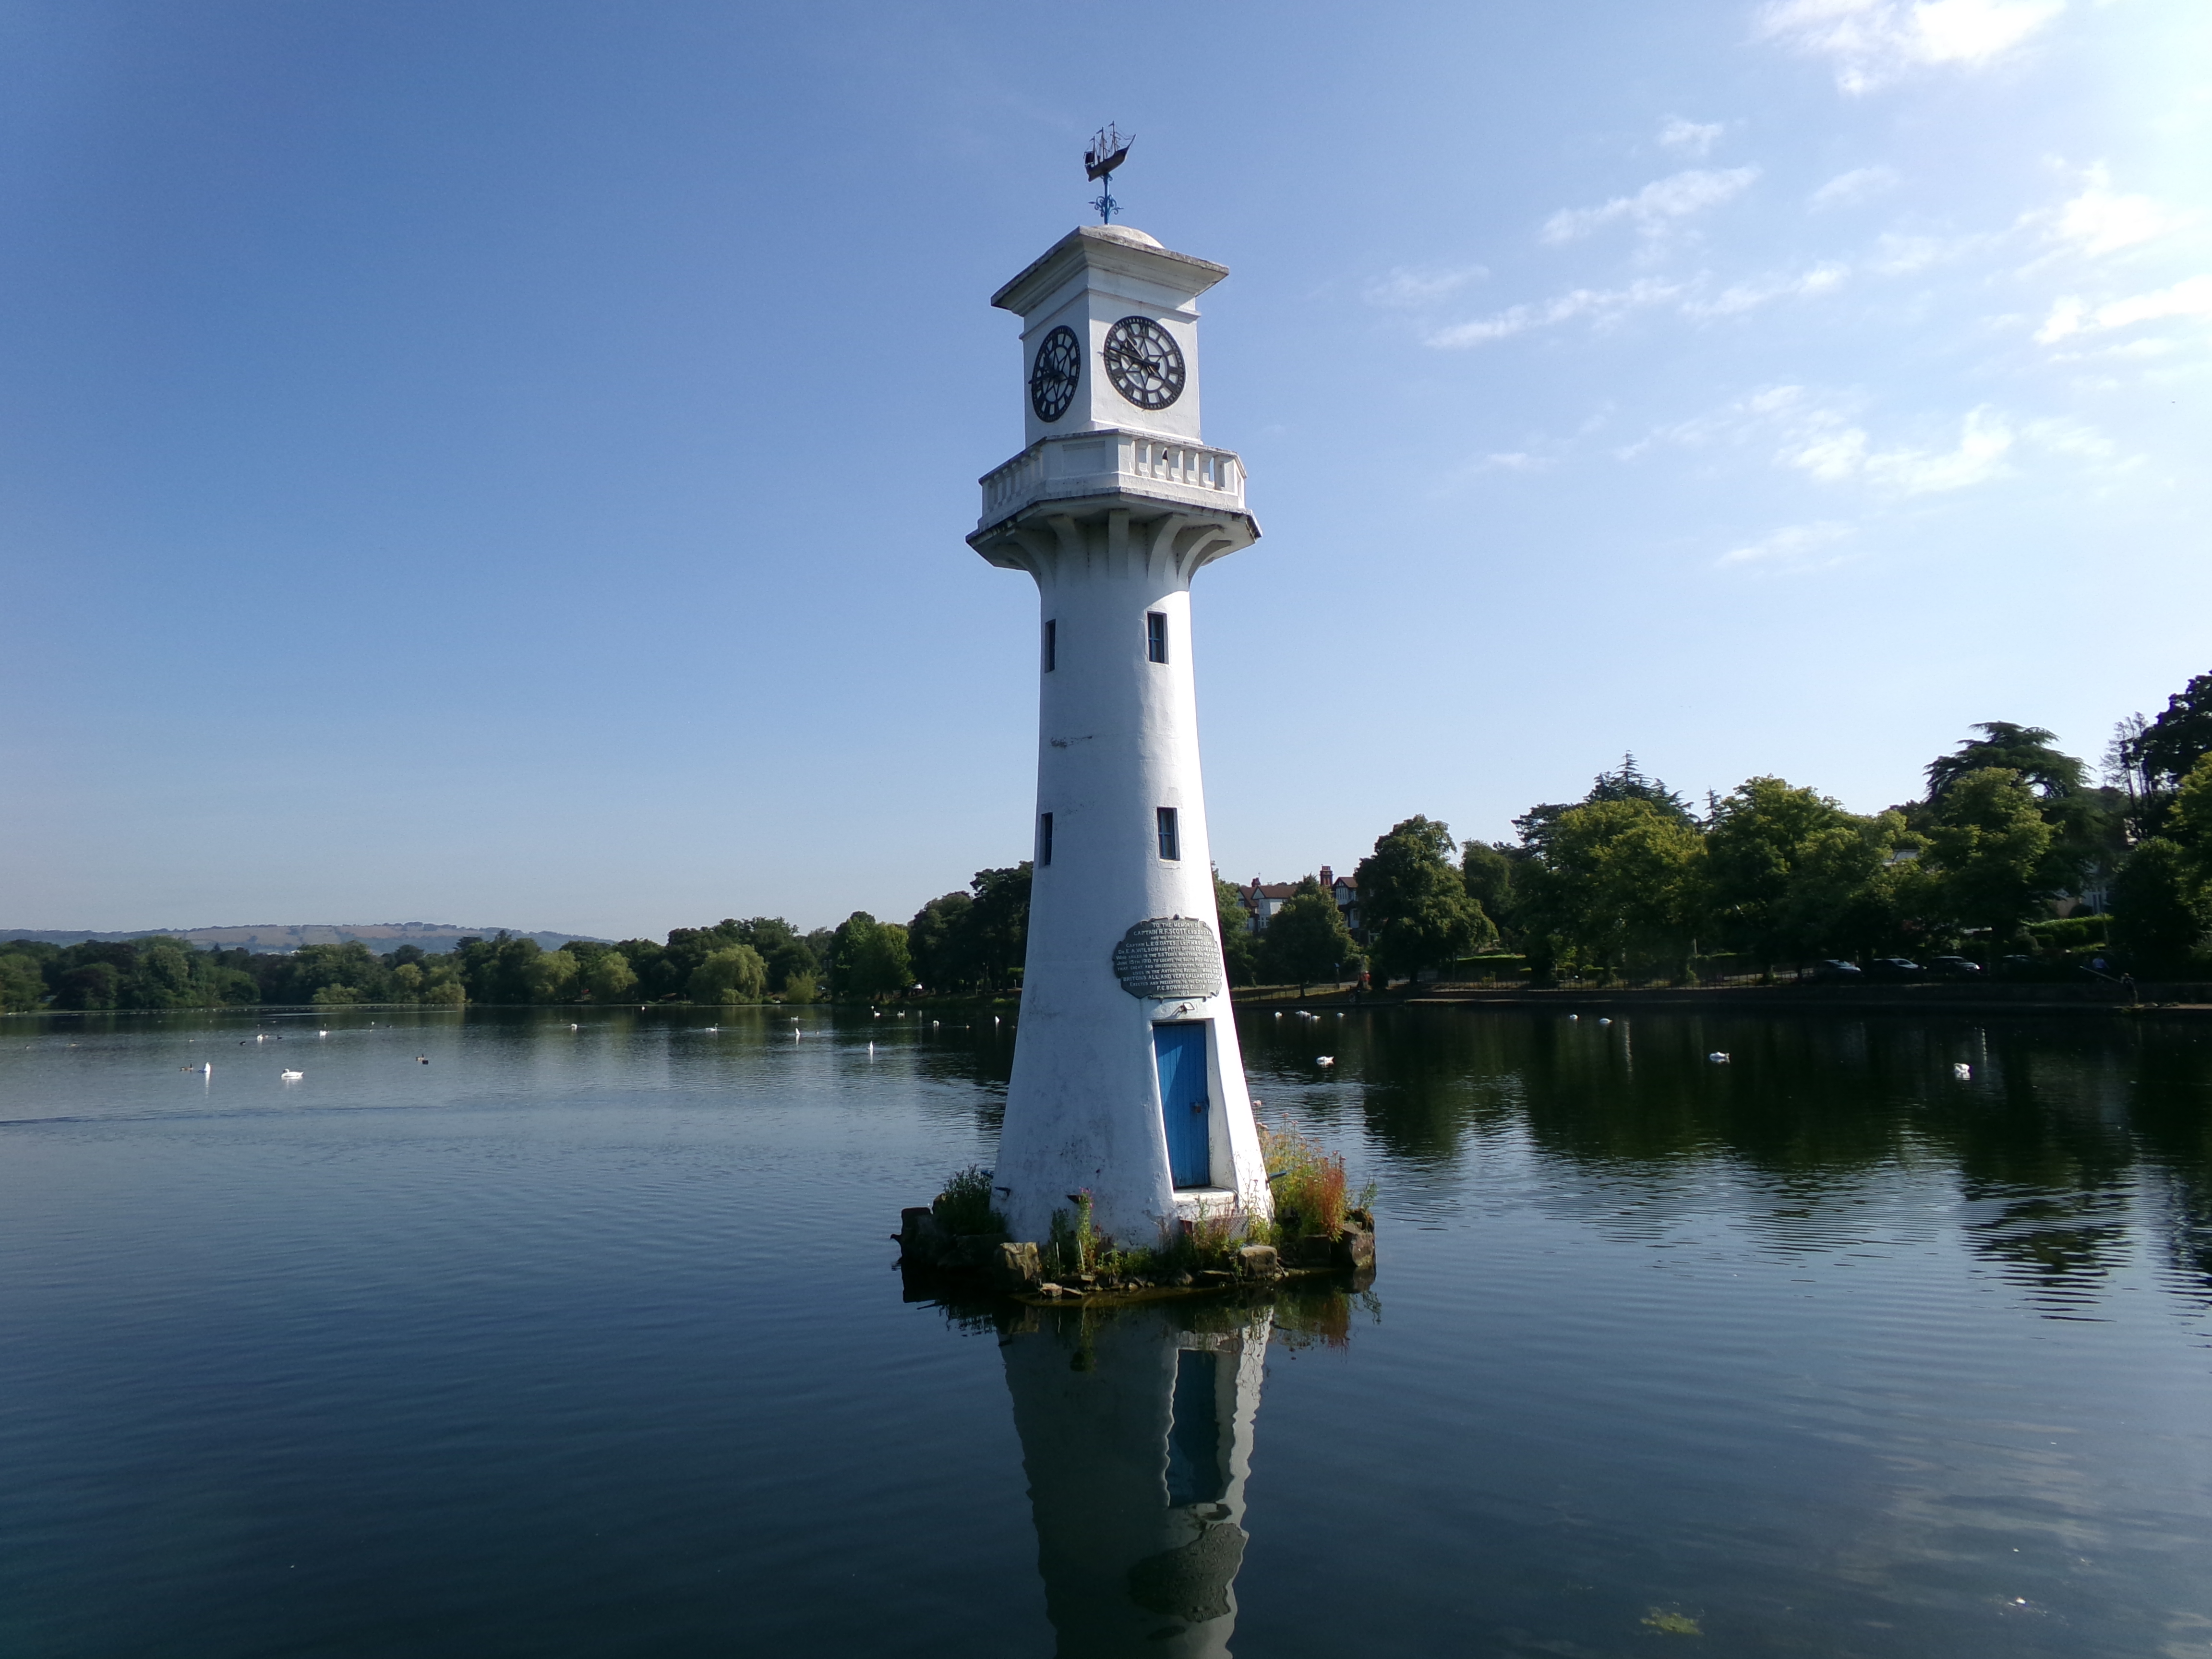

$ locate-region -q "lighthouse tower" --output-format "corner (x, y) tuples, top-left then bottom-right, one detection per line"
(970, 221), (1269, 1250)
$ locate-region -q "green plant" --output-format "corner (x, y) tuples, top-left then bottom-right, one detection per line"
(1044, 1189), (1099, 1279)
(932, 1165), (1005, 1237)
(1261, 1123), (1351, 1239)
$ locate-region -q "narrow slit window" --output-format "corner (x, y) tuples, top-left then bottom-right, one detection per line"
(1156, 806), (1180, 862)
(1043, 619), (1056, 673)
(1038, 812), (1054, 867)
(1146, 611), (1168, 664)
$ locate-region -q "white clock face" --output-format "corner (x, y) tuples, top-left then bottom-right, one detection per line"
(1102, 316), (1185, 411)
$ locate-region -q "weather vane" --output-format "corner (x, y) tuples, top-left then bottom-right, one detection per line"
(1084, 123), (1131, 224)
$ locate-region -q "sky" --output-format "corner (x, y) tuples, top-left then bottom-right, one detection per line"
(1, 0), (2206, 938)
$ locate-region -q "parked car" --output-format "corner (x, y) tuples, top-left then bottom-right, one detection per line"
(1866, 957), (1925, 980)
(1809, 960), (1864, 982)
(1928, 955), (1983, 978)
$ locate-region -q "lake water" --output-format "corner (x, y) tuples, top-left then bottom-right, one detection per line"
(2, 1005), (2208, 1658)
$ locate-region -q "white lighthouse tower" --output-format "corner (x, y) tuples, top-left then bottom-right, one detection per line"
(970, 215), (1270, 1250)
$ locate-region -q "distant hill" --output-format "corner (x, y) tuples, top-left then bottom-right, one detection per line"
(0, 923), (607, 955)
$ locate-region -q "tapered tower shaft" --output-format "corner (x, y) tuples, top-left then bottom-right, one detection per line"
(970, 225), (1268, 1249)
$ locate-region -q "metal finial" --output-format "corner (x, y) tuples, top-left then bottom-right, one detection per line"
(1084, 123), (1131, 224)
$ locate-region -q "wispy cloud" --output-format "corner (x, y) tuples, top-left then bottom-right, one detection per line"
(1426, 279), (1686, 347)
(1540, 168), (1760, 244)
(1658, 117), (1726, 157)
(1757, 0), (2066, 93)
(1780, 404), (2016, 493)
(1687, 263), (1851, 316)
(1634, 385), (2123, 495)
(1865, 230), (1988, 274)
(1363, 265), (1488, 308)
(2035, 274), (2212, 342)
(1427, 262), (1843, 348)
(1719, 521), (1856, 568)
(2048, 169), (2188, 258)
(1808, 165), (1900, 210)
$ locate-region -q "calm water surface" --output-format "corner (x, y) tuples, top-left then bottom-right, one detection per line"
(1, 1005), (2208, 1657)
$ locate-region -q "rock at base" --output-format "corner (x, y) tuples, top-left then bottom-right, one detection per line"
(900, 1207), (951, 1267)
(1278, 1235), (1334, 1270)
(1237, 1244), (1282, 1281)
(1332, 1226), (1376, 1272)
(992, 1240), (1042, 1292)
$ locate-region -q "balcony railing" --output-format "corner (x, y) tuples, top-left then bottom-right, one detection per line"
(979, 432), (1246, 524)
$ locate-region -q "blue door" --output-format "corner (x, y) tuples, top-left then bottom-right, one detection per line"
(1154, 1022), (1212, 1189)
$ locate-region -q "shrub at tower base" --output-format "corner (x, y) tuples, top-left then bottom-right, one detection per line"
(896, 1127), (1375, 1304)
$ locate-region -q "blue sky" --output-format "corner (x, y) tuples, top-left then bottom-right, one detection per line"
(2, 0), (2205, 937)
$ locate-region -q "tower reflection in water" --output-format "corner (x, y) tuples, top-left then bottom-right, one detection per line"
(998, 1293), (1343, 1657)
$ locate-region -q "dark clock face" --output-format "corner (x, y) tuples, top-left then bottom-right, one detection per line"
(1028, 325), (1081, 422)
(1102, 315), (1185, 411)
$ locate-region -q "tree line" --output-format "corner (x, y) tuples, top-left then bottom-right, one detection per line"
(0, 864), (1038, 1012)
(6, 669), (2207, 1010)
(1321, 673), (2212, 987)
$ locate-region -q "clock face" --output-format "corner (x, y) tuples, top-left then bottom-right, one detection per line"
(1028, 325), (1082, 422)
(1102, 315), (1185, 411)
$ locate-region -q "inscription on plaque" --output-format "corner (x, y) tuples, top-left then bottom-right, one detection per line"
(1111, 916), (1223, 1000)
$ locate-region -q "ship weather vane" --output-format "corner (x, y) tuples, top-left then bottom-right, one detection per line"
(1084, 123), (1132, 224)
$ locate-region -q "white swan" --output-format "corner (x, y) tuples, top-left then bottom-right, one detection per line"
(279, 1068), (303, 1081)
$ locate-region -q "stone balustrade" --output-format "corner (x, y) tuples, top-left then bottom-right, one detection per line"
(979, 431), (1247, 527)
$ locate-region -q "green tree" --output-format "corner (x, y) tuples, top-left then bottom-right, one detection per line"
(2168, 752), (2212, 863)
(421, 977), (467, 1008)
(688, 945), (768, 1004)
(1513, 755), (1696, 851)
(829, 914), (912, 1003)
(522, 948), (581, 1003)
(965, 865), (1032, 990)
(1923, 768), (2055, 938)
(54, 961), (119, 1009)
(2131, 672), (2212, 793)
(907, 891), (977, 990)
(1703, 778), (1920, 965)
(1924, 722), (2112, 890)
(2108, 838), (2211, 974)
(1213, 874), (1259, 988)
(131, 940), (196, 1008)
(1356, 817), (1490, 984)
(1459, 842), (1524, 945)
(1925, 722), (2086, 801)
(279, 941), (390, 1005)
(586, 950), (638, 1002)
(447, 934), (547, 1005)
(1531, 797), (1705, 974)
(0, 952), (47, 1010)
(1260, 878), (1359, 993)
